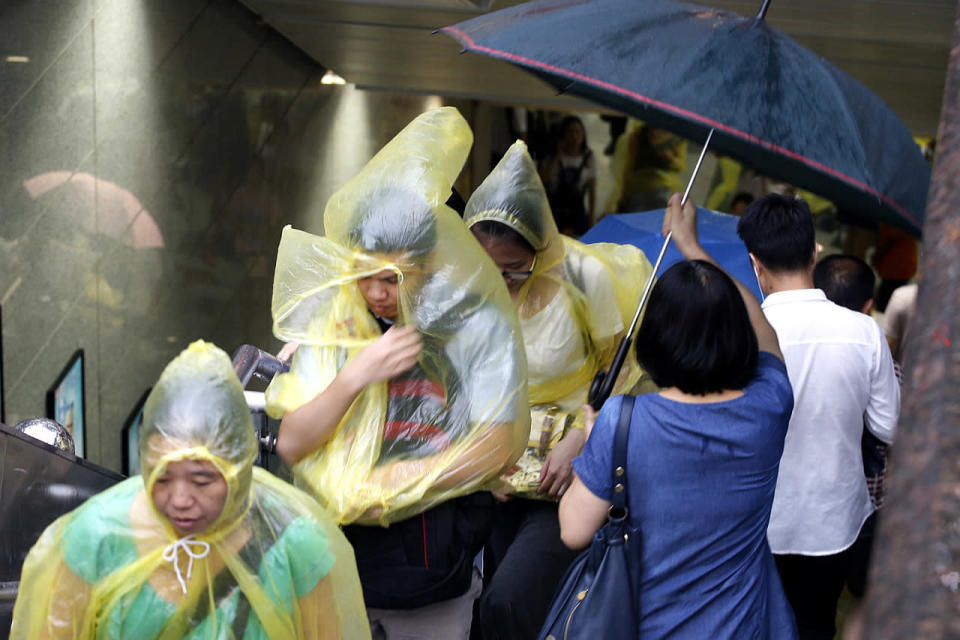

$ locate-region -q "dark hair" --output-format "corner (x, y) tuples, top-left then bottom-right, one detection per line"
(636, 260), (758, 394)
(348, 187), (437, 261)
(446, 187), (466, 217)
(813, 254), (876, 312)
(558, 115), (588, 154)
(731, 192), (754, 208)
(736, 194), (815, 273)
(469, 220), (535, 253)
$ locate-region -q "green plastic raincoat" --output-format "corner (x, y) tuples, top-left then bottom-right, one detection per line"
(11, 341), (369, 639)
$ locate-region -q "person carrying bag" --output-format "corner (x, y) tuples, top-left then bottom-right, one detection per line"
(538, 395), (640, 639)
(542, 195), (797, 639)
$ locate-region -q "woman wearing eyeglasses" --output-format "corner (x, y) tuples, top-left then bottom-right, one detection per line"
(464, 140), (654, 640)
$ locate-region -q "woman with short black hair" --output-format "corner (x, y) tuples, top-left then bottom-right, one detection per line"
(636, 259), (758, 395)
(558, 195), (799, 638)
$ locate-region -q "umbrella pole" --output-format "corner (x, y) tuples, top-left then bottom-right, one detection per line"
(589, 129), (714, 409)
(757, 0), (773, 20)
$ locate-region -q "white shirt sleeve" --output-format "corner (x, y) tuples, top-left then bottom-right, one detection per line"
(864, 320), (900, 443)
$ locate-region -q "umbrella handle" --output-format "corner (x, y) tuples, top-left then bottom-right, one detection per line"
(588, 129), (714, 410)
(588, 336), (634, 410)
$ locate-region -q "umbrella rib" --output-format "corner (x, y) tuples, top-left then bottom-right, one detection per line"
(441, 26), (920, 229)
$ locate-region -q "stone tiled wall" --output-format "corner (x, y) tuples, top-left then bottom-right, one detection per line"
(0, 0), (460, 470)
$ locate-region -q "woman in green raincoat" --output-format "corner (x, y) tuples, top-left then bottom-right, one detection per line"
(11, 341), (368, 640)
(464, 140), (654, 639)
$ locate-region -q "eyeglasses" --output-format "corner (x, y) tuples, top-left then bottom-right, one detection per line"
(500, 255), (537, 282)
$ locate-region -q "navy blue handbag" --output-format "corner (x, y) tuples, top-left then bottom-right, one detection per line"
(538, 395), (642, 640)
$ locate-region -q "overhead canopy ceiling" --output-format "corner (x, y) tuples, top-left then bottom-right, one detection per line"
(238, 0), (955, 134)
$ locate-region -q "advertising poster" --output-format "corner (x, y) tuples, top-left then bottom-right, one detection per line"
(122, 388), (150, 476)
(46, 350), (85, 457)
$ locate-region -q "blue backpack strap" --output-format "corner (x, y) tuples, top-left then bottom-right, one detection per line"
(610, 395), (634, 515)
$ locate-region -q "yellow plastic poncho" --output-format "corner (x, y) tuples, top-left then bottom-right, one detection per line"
(11, 341), (369, 640)
(607, 120), (688, 213)
(265, 107), (529, 526)
(465, 140), (655, 496)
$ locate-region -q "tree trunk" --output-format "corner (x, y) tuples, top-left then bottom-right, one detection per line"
(863, 2), (960, 636)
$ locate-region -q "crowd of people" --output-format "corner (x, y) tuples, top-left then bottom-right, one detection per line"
(522, 110), (919, 300)
(11, 106), (911, 639)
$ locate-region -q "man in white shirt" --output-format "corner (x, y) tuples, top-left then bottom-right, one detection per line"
(737, 195), (900, 640)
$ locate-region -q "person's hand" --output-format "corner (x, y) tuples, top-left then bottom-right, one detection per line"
(277, 342), (299, 364)
(538, 428), (586, 498)
(341, 325), (422, 392)
(663, 193), (704, 260)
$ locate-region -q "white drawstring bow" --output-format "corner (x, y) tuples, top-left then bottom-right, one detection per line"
(162, 535), (211, 594)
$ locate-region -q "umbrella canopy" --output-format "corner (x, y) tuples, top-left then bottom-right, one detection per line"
(442, 0), (930, 237)
(581, 208), (764, 301)
(23, 171), (164, 248)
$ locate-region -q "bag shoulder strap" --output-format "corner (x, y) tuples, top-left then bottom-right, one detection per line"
(610, 395), (634, 513)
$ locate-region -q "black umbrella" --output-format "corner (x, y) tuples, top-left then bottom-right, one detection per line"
(441, 0), (930, 237)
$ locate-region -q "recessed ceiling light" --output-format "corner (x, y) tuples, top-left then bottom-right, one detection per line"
(321, 70), (346, 85)
(5, 56), (30, 63)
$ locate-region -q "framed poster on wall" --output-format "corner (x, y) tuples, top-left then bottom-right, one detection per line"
(45, 349), (85, 457)
(121, 388), (151, 476)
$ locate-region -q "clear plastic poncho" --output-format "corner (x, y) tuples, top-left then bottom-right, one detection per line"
(464, 140), (655, 496)
(11, 341), (369, 640)
(265, 107), (529, 526)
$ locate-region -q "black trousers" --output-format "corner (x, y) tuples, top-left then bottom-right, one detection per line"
(477, 499), (580, 640)
(775, 546), (856, 640)
(845, 514), (878, 598)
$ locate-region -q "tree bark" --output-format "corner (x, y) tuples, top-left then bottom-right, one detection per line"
(863, 2), (960, 636)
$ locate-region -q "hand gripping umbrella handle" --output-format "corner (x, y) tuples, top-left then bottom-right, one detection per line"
(588, 129), (715, 410)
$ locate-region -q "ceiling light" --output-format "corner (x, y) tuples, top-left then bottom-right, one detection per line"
(5, 55), (30, 63)
(321, 70), (346, 86)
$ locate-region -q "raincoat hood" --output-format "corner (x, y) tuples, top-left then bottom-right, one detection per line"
(141, 340), (257, 539)
(463, 140), (555, 252)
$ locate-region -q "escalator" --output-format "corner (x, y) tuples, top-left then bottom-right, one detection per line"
(0, 424), (124, 637)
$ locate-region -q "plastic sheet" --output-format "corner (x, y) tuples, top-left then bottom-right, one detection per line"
(465, 140), (655, 496)
(11, 341), (368, 640)
(266, 107), (529, 525)
(607, 120), (687, 212)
